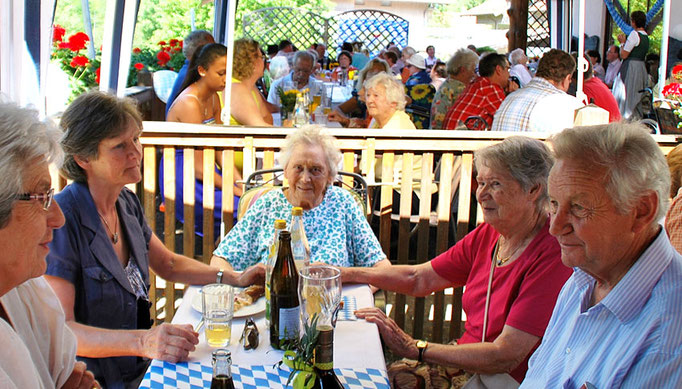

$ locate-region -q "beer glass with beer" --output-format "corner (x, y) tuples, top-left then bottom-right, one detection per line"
(202, 284), (234, 347)
(298, 265), (341, 328)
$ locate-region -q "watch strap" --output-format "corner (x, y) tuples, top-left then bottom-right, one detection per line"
(416, 340), (428, 363)
(216, 270), (224, 284)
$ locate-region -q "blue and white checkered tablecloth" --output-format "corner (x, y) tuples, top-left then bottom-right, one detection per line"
(139, 360), (390, 389)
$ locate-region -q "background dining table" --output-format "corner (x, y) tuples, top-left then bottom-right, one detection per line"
(138, 284), (389, 388)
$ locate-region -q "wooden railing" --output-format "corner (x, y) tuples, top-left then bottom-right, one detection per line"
(88, 122), (681, 343)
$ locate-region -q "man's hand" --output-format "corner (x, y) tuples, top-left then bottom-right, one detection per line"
(617, 33), (626, 44)
(236, 263), (265, 287)
(327, 110), (350, 127)
(355, 307), (418, 360)
(61, 361), (99, 389)
(140, 323), (199, 362)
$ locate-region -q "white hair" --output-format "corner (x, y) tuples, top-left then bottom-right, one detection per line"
(363, 72), (407, 111)
(509, 48), (526, 65)
(269, 56), (290, 80)
(550, 122), (670, 224)
(447, 48), (479, 76)
(279, 125), (342, 179)
(0, 103), (63, 227)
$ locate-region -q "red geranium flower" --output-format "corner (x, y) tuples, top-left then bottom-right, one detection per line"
(53, 24), (66, 42)
(663, 82), (682, 97)
(96, 67), (101, 84)
(58, 42), (71, 50)
(67, 32), (90, 51)
(158, 40), (167, 46)
(673, 65), (682, 76)
(133, 47), (142, 54)
(134, 62), (144, 71)
(169, 39), (179, 47)
(173, 47), (182, 53)
(179, 41), (183, 49)
(70, 55), (89, 67)
(157, 51), (171, 66)
(162, 46), (171, 52)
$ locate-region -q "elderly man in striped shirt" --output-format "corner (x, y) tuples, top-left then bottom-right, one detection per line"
(520, 122), (682, 388)
(491, 49), (583, 133)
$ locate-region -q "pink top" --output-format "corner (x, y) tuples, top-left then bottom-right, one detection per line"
(430, 219), (572, 382)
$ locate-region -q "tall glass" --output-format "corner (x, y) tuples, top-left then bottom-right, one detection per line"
(202, 284), (234, 347)
(298, 265), (342, 328)
(322, 83), (334, 115)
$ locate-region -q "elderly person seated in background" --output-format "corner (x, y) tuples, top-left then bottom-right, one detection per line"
(45, 92), (263, 389)
(330, 50), (357, 82)
(430, 48), (479, 129)
(344, 137), (573, 388)
(229, 38), (274, 126)
(521, 123), (682, 387)
(404, 53), (432, 86)
(0, 102), (98, 388)
(509, 48), (532, 87)
(365, 72), (415, 130)
(327, 58), (391, 128)
(211, 125), (391, 271)
(267, 51), (318, 107)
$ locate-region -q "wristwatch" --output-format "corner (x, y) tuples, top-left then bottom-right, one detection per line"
(216, 270), (224, 284)
(416, 339), (428, 363)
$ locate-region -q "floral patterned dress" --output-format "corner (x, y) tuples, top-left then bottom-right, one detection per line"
(430, 78), (467, 129)
(213, 186), (385, 270)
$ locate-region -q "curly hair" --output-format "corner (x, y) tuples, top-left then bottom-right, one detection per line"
(232, 38), (261, 80)
(535, 49), (575, 83)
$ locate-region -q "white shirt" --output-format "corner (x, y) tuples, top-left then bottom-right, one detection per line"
(266, 73), (318, 106)
(604, 59), (622, 88)
(510, 64), (533, 86)
(0, 277), (77, 388)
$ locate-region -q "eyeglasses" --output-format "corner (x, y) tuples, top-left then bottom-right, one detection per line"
(15, 188), (54, 211)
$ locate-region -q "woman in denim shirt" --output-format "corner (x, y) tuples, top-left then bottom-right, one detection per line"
(45, 92), (263, 389)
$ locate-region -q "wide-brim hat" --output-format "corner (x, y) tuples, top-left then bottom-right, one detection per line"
(406, 53), (426, 70)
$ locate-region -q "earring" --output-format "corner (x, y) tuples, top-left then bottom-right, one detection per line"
(200, 72), (206, 77)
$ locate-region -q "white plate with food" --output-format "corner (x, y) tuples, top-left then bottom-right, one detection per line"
(192, 285), (266, 318)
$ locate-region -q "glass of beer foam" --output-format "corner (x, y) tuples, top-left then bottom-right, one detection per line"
(202, 284), (234, 347)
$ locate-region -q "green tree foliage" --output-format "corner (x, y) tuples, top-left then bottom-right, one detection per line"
(134, 0), (214, 50)
(54, 0), (107, 51)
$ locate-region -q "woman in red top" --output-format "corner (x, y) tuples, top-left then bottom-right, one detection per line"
(330, 50), (357, 83)
(341, 137), (572, 387)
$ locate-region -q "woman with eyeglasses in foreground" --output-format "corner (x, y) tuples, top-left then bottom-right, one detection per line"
(0, 102), (99, 388)
(45, 91), (263, 389)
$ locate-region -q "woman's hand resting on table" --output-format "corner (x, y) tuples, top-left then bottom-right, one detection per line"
(234, 263), (266, 287)
(61, 361), (100, 389)
(355, 307), (418, 360)
(140, 323), (199, 363)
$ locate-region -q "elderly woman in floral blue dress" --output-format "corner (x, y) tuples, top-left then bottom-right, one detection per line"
(211, 125), (390, 271)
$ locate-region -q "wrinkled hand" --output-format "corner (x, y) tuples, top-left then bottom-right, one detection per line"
(617, 33), (626, 44)
(61, 361), (99, 389)
(141, 323), (199, 362)
(355, 307), (417, 359)
(237, 263), (265, 287)
(327, 110), (350, 127)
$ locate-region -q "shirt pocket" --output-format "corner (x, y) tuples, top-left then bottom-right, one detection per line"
(81, 266), (127, 328)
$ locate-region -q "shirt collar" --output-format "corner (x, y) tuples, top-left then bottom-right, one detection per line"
(528, 77), (562, 92)
(572, 228), (674, 322)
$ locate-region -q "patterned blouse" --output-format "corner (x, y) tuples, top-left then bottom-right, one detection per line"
(430, 78), (467, 129)
(213, 186), (385, 270)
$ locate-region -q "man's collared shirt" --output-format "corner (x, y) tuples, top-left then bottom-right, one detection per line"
(491, 77), (582, 133)
(604, 59), (622, 88)
(442, 76), (506, 130)
(266, 73), (317, 106)
(521, 229), (682, 388)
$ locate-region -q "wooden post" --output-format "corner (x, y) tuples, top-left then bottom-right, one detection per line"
(508, 0), (529, 52)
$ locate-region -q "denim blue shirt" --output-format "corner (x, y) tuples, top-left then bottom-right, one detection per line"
(520, 228), (682, 388)
(405, 70), (432, 86)
(165, 60), (189, 118)
(46, 182), (153, 389)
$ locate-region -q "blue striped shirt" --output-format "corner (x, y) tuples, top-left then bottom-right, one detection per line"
(520, 229), (682, 388)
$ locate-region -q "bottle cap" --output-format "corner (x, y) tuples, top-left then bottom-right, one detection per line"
(274, 219), (286, 229)
(212, 349), (232, 364)
(292, 207), (303, 216)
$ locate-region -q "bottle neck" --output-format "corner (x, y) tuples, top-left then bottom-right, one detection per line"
(213, 356), (232, 377)
(314, 326), (334, 371)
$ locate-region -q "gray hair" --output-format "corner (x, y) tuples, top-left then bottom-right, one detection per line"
(183, 30), (214, 59)
(60, 91), (142, 182)
(509, 48), (526, 65)
(447, 48), (479, 77)
(293, 50), (316, 68)
(363, 72), (407, 111)
(355, 58), (391, 89)
(550, 123), (670, 224)
(475, 136), (554, 211)
(402, 46), (416, 58)
(0, 103), (63, 228)
(279, 125), (342, 179)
